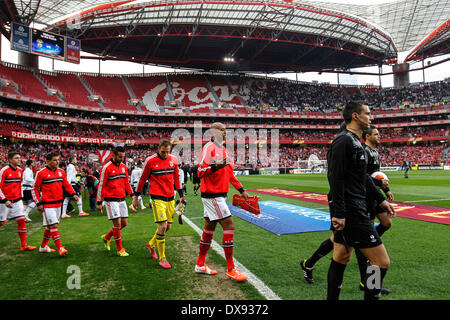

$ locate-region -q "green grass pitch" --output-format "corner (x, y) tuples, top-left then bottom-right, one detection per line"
(0, 170), (448, 300)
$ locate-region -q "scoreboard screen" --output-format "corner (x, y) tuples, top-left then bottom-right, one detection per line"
(31, 28), (65, 60)
(11, 23), (80, 64)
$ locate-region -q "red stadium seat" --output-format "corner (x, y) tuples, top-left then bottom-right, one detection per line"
(0, 64), (59, 102)
(82, 75), (136, 111)
(38, 72), (99, 107)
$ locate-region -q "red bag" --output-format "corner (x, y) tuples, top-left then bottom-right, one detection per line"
(232, 194), (260, 215)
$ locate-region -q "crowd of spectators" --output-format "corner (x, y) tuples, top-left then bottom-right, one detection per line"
(245, 80), (449, 115)
(0, 137), (446, 172)
(1, 73), (448, 117)
(0, 76), (448, 170)
(0, 119), (173, 141)
(378, 144), (445, 166)
(0, 140), (158, 173)
(2, 97), (448, 132)
(1, 117), (447, 144)
(246, 81), (360, 115)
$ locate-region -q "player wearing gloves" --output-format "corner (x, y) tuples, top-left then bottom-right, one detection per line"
(134, 140), (185, 269)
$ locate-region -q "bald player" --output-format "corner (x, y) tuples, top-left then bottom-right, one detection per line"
(195, 122), (250, 282)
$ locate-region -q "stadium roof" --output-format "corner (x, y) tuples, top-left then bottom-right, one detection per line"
(404, 19), (450, 62)
(17, 0), (450, 52)
(49, 0), (400, 71)
(301, 0), (450, 53)
(1, 0), (449, 71)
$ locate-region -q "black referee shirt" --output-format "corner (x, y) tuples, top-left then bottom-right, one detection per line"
(363, 144), (381, 175)
(327, 129), (385, 220)
(363, 144), (390, 193)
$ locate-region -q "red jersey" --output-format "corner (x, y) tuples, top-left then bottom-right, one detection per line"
(198, 141), (244, 198)
(136, 153), (182, 201)
(97, 159), (133, 203)
(0, 165), (23, 202)
(33, 166), (75, 208)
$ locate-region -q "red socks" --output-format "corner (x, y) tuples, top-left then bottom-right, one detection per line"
(105, 225), (125, 251)
(41, 228), (51, 248)
(223, 228), (235, 271)
(16, 217), (27, 247)
(112, 226), (123, 251)
(104, 228), (114, 241)
(197, 227), (236, 271)
(197, 227), (215, 266)
(49, 227), (63, 249)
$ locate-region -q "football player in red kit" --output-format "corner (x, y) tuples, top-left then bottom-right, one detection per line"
(33, 153), (78, 256)
(97, 146), (137, 257)
(0, 151), (36, 251)
(195, 122), (250, 282)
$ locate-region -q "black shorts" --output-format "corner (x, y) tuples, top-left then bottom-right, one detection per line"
(193, 177), (200, 185)
(333, 219), (382, 249)
(367, 199), (385, 220)
(23, 190), (33, 202)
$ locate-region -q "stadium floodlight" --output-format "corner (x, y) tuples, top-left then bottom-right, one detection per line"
(224, 57), (235, 63)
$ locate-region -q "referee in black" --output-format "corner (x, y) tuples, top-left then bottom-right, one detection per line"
(192, 163), (201, 196)
(362, 125), (394, 233)
(354, 125), (395, 294)
(326, 101), (395, 300)
(300, 125), (395, 295)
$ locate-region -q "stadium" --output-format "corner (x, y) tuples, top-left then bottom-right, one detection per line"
(0, 0), (449, 306)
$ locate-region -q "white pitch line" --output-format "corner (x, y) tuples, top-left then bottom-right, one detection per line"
(311, 207), (330, 210)
(402, 198), (450, 203)
(183, 215), (282, 301)
(186, 216), (205, 220)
